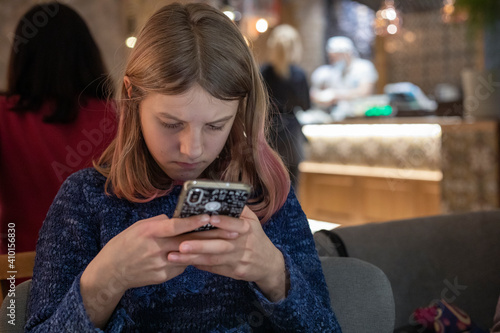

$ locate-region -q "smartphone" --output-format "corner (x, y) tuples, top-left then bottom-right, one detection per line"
(173, 180), (251, 231)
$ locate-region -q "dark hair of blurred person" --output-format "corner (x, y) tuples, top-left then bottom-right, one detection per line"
(0, 2), (116, 254)
(5, 2), (112, 123)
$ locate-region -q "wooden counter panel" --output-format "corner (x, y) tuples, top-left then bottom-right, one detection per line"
(298, 171), (441, 225)
(362, 178), (416, 222)
(299, 173), (355, 223)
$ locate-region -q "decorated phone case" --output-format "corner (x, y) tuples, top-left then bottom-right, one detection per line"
(173, 180), (251, 231)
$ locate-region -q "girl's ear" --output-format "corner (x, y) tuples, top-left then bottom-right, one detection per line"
(124, 76), (132, 98)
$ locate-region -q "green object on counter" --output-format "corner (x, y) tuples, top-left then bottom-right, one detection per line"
(365, 105), (393, 117)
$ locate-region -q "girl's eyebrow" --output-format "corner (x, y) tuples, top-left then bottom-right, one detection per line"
(157, 112), (234, 124)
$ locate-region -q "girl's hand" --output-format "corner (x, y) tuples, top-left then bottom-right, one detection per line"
(83, 213), (244, 291)
(80, 213), (238, 328)
(167, 206), (289, 302)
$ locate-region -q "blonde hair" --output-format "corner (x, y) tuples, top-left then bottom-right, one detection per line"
(96, 2), (290, 223)
(267, 24), (303, 78)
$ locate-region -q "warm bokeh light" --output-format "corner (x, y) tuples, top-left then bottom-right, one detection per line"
(384, 40), (398, 53)
(441, 1), (455, 23)
(441, 0), (467, 23)
(374, 0), (401, 36)
(404, 31), (416, 43)
(223, 10), (235, 21)
(385, 8), (397, 20)
(442, 4), (455, 14)
(256, 18), (268, 33)
(387, 24), (398, 35)
(125, 36), (137, 48)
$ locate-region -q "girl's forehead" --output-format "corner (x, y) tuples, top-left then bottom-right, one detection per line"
(142, 87), (239, 121)
(147, 85), (231, 105)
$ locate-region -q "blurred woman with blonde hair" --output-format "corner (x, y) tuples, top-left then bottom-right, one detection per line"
(261, 24), (310, 189)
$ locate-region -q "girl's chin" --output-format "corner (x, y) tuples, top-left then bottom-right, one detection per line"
(165, 170), (204, 182)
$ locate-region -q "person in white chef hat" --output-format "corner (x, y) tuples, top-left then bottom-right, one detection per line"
(310, 36), (378, 117)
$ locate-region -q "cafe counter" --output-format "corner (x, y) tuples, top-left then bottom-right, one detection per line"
(297, 117), (499, 225)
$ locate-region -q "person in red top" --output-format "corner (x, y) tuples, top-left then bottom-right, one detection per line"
(0, 2), (116, 254)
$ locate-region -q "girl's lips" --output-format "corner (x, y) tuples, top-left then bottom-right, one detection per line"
(175, 162), (200, 169)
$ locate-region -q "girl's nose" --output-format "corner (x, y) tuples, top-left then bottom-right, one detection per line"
(179, 128), (203, 160)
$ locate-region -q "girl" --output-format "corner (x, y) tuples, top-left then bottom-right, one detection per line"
(26, 3), (341, 332)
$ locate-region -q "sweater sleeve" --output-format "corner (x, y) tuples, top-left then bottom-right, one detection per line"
(25, 170), (130, 332)
(248, 188), (342, 333)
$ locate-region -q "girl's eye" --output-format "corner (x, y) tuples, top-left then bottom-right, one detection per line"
(208, 124), (224, 131)
(162, 122), (181, 129)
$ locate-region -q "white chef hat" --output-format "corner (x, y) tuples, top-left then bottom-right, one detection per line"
(326, 36), (357, 55)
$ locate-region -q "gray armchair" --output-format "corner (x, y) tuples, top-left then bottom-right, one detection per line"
(1, 259), (396, 332)
(315, 210), (500, 330)
(320, 257), (395, 332)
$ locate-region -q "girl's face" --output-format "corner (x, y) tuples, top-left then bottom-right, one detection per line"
(140, 85), (238, 181)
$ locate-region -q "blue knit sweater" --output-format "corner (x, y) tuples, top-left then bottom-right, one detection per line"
(26, 168), (341, 332)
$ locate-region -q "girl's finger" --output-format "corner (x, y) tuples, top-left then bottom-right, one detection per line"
(178, 239), (236, 255)
(206, 215), (250, 234)
(155, 214), (211, 237)
(182, 228), (240, 240)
